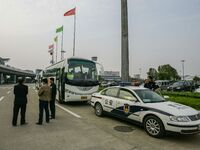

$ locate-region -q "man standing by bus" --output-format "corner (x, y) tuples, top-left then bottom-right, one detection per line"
(49, 78), (57, 119)
(36, 78), (51, 125)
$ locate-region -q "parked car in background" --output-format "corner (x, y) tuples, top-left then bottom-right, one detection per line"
(155, 80), (172, 90)
(195, 87), (200, 93)
(167, 81), (194, 92)
(90, 86), (200, 138)
(101, 81), (120, 87)
(101, 81), (111, 87)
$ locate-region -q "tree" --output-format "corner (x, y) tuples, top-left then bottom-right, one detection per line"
(157, 64), (180, 80)
(193, 76), (200, 82)
(147, 68), (158, 80)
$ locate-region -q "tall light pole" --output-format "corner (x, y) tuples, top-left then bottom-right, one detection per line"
(181, 60), (185, 80)
(121, 0), (129, 82)
(139, 68), (142, 79)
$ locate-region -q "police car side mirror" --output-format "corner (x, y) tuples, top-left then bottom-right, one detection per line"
(163, 95), (169, 99)
(130, 97), (137, 102)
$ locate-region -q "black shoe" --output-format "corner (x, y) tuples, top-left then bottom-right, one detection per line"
(50, 117), (55, 119)
(21, 122), (28, 125)
(46, 121), (50, 123)
(12, 124), (17, 127)
(36, 122), (42, 125)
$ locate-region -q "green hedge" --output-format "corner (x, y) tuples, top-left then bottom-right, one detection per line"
(161, 91), (200, 99)
(166, 96), (200, 110)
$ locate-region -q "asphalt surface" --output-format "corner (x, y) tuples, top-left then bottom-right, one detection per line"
(0, 84), (200, 150)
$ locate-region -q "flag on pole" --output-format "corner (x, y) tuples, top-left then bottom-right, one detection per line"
(64, 7), (76, 16)
(48, 44), (54, 50)
(56, 26), (63, 33)
(54, 36), (58, 42)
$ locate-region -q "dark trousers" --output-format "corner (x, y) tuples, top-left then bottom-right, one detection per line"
(38, 100), (49, 123)
(50, 99), (55, 118)
(12, 104), (26, 125)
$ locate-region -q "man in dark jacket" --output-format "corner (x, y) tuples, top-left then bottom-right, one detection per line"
(49, 78), (57, 119)
(144, 76), (158, 91)
(12, 77), (28, 126)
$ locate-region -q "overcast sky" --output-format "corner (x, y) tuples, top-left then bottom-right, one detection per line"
(1, 0), (200, 78)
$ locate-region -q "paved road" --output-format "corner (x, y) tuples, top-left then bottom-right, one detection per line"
(0, 84), (200, 150)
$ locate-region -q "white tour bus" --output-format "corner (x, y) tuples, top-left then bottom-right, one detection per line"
(42, 57), (102, 103)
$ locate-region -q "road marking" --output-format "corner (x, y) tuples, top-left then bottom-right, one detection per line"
(0, 96), (4, 102)
(7, 91), (11, 94)
(55, 104), (82, 118)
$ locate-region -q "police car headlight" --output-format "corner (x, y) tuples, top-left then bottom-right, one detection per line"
(169, 116), (190, 122)
(176, 87), (181, 89)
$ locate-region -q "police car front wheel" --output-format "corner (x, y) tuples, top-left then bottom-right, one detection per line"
(95, 103), (103, 117)
(144, 115), (165, 138)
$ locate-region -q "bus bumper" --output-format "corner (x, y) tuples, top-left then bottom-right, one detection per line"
(64, 94), (92, 102)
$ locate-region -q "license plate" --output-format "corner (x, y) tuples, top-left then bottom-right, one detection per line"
(81, 96), (87, 100)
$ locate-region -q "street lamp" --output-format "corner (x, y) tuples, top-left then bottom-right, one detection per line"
(139, 68), (142, 79)
(181, 60), (185, 80)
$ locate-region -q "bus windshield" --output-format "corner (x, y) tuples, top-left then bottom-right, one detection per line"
(66, 59), (99, 86)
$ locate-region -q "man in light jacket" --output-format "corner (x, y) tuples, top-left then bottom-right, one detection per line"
(36, 78), (51, 125)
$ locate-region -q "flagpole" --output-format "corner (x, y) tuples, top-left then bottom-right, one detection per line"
(73, 9), (76, 56)
(56, 39), (58, 62)
(61, 26), (64, 60)
(52, 49), (54, 64)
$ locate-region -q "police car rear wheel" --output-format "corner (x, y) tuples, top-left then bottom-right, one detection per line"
(144, 115), (165, 138)
(95, 103), (103, 117)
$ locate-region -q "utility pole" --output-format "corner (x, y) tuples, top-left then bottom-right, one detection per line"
(121, 0), (129, 82)
(181, 60), (185, 80)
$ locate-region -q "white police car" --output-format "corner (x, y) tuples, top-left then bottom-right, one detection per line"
(90, 86), (200, 138)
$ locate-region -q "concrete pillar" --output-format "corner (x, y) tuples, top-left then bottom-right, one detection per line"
(3, 74), (7, 84)
(121, 0), (129, 82)
(13, 75), (17, 84)
(0, 73), (4, 84)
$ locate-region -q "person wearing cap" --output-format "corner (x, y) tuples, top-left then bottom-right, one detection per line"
(49, 78), (57, 119)
(12, 77), (28, 126)
(36, 78), (51, 125)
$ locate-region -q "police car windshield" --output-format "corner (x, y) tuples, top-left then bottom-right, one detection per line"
(133, 89), (166, 103)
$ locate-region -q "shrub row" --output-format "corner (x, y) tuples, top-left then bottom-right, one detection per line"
(167, 96), (200, 110)
(161, 91), (200, 99)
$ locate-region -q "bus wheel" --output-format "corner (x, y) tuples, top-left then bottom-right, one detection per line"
(95, 103), (103, 117)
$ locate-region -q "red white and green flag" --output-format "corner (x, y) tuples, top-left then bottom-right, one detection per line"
(56, 26), (63, 33)
(48, 44), (54, 50)
(64, 7), (76, 16)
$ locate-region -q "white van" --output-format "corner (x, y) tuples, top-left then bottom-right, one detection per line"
(155, 80), (172, 90)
